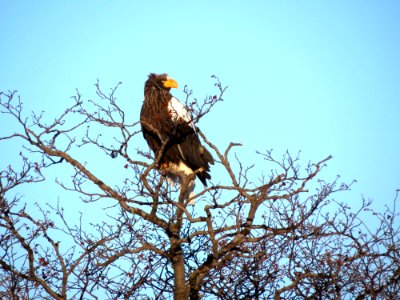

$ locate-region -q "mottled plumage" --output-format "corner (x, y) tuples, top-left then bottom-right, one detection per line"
(140, 73), (214, 202)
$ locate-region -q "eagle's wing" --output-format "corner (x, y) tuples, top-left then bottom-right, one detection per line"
(168, 97), (196, 132)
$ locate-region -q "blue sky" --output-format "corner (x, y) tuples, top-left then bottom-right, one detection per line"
(1, 1), (400, 219)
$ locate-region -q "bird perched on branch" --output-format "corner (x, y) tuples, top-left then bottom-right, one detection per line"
(140, 73), (214, 204)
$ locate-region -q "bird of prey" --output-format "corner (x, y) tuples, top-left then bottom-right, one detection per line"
(140, 73), (214, 204)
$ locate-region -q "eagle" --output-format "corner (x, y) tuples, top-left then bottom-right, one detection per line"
(140, 73), (214, 204)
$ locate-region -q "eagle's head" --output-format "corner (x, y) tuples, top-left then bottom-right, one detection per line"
(146, 73), (178, 92)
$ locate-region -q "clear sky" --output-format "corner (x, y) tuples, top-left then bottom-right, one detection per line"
(1, 1), (399, 219)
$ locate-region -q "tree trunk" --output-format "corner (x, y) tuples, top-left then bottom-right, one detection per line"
(171, 244), (188, 300)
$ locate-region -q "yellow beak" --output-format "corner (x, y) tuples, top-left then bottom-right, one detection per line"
(163, 78), (178, 89)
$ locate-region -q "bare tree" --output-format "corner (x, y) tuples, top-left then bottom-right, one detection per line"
(0, 79), (399, 299)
